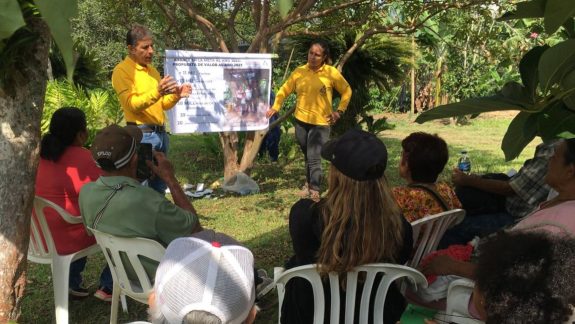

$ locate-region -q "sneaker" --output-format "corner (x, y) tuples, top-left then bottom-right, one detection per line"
(256, 269), (275, 300)
(69, 287), (89, 298)
(94, 286), (113, 302)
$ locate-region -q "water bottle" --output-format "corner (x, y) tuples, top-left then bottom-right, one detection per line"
(458, 150), (471, 174)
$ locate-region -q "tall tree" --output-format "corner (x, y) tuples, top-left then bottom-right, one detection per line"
(0, 0), (77, 320)
(145, 0), (496, 179)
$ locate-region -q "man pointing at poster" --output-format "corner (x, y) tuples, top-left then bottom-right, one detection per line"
(112, 24), (191, 194)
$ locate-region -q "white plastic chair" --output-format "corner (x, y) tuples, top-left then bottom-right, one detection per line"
(274, 263), (428, 324)
(408, 209), (465, 268)
(28, 196), (102, 324)
(90, 229), (165, 324)
(445, 278), (484, 324)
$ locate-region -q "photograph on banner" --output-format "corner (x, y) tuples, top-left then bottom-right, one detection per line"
(165, 50), (273, 134)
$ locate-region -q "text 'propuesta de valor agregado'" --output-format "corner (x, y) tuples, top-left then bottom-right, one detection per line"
(172, 58), (243, 68)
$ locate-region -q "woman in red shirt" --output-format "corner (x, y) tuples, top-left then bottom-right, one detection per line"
(35, 107), (112, 299)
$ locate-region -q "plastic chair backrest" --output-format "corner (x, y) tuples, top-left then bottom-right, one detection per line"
(274, 263), (428, 324)
(446, 278), (484, 324)
(408, 209), (465, 268)
(90, 229), (165, 302)
(28, 196), (83, 262)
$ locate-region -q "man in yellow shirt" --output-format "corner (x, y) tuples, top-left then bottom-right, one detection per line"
(112, 25), (191, 193)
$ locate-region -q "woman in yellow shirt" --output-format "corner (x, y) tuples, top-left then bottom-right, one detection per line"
(266, 40), (352, 200)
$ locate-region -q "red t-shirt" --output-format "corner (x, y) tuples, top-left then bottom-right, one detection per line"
(35, 146), (102, 254)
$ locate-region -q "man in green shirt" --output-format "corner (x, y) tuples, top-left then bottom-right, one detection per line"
(79, 124), (202, 300)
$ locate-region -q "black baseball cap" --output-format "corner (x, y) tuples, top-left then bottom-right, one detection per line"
(321, 128), (388, 181)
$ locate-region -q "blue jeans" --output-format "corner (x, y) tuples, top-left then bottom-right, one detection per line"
(140, 130), (170, 194)
(69, 257), (113, 290)
(438, 212), (516, 249)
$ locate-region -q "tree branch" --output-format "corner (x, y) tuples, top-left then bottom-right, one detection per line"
(153, 0), (203, 50)
(227, 0), (246, 52)
(174, 0), (230, 52)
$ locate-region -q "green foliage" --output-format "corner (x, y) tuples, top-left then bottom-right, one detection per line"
(35, 0), (78, 80)
(417, 0), (575, 161)
(0, 0), (25, 40)
(278, 0), (293, 18)
(0, 0), (77, 84)
(49, 41), (107, 89)
(43, 80), (123, 144)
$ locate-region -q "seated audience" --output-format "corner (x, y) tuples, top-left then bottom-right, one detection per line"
(282, 129), (413, 324)
(392, 132), (461, 222)
(35, 107), (112, 298)
(426, 231), (575, 323)
(79, 124), (202, 300)
(149, 230), (257, 324)
(440, 140), (555, 247)
(421, 138), (575, 302)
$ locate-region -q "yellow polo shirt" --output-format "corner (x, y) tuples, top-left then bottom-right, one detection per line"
(111, 56), (179, 125)
(271, 63), (352, 126)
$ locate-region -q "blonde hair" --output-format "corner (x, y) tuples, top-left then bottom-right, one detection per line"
(316, 165), (404, 275)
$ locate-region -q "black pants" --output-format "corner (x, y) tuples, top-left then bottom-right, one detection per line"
(294, 119), (330, 192)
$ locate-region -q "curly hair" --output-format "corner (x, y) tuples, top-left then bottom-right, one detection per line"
(401, 132), (448, 183)
(475, 231), (575, 324)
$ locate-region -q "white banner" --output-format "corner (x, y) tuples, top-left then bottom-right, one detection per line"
(164, 50), (273, 133)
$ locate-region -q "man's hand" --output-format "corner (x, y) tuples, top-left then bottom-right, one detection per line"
(147, 151), (176, 183)
(158, 76), (178, 96)
(266, 109), (277, 119)
(326, 111), (341, 125)
(177, 83), (192, 98)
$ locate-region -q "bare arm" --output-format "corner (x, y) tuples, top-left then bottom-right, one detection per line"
(420, 255), (477, 280)
(452, 168), (515, 196)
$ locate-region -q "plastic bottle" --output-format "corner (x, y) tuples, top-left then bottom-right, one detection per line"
(458, 150), (471, 174)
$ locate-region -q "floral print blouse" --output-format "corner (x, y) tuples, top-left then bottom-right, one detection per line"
(392, 182), (462, 223)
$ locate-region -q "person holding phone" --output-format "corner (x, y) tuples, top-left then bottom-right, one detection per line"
(80, 124), (202, 300)
(112, 24), (191, 194)
(266, 39), (352, 201)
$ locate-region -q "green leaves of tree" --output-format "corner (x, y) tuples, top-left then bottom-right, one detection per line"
(538, 39), (575, 94)
(36, 0), (78, 80)
(499, 0), (575, 35)
(278, 0), (294, 18)
(414, 95), (523, 124)
(544, 0), (575, 34)
(0, 0), (25, 41)
(501, 111), (538, 160)
(417, 0), (575, 160)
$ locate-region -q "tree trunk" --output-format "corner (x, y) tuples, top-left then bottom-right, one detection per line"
(238, 130), (267, 173)
(0, 18), (50, 321)
(219, 132), (240, 180)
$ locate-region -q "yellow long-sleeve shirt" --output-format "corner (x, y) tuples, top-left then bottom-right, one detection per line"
(271, 63), (352, 126)
(111, 56), (179, 125)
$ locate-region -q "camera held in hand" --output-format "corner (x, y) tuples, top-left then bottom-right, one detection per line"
(136, 143), (157, 181)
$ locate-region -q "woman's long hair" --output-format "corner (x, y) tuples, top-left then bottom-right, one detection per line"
(316, 165), (404, 274)
(40, 107), (87, 162)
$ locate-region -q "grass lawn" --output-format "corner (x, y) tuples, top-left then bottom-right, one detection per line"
(20, 112), (539, 323)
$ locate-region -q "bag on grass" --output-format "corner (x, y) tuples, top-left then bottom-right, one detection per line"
(222, 171), (260, 196)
